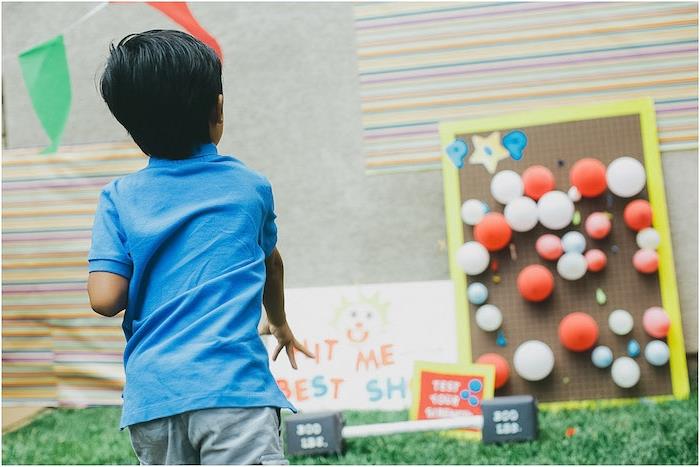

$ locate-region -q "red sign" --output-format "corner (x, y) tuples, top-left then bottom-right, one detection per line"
(416, 371), (486, 424)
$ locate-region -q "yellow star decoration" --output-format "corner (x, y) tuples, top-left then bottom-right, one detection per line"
(469, 131), (510, 174)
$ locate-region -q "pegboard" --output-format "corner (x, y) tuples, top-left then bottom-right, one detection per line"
(440, 99), (689, 405)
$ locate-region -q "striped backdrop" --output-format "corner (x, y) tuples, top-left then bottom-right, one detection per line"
(2, 142), (146, 406)
(354, 2), (698, 174)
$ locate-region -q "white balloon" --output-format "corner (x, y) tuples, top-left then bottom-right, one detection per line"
(504, 196), (539, 232)
(513, 340), (555, 381)
(490, 170), (524, 205)
(608, 309), (634, 335)
(568, 186), (582, 202)
(556, 253), (587, 280)
(607, 157), (646, 198)
(636, 227), (660, 250)
(561, 231), (586, 254)
(461, 199), (488, 226)
(456, 241), (490, 276)
(538, 191), (574, 230)
(611, 356), (641, 388)
(475, 304), (503, 332)
(644, 340), (670, 366)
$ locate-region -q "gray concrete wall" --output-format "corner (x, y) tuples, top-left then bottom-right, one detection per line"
(2, 2), (696, 351)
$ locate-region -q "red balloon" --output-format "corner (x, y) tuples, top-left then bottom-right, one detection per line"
(474, 213), (512, 252)
(559, 312), (599, 352)
(585, 212), (612, 240)
(522, 165), (556, 201)
(585, 249), (607, 272)
(570, 158), (607, 198)
(624, 199), (653, 231)
(643, 307), (670, 338)
(633, 249), (659, 274)
(536, 234), (563, 261)
(517, 264), (554, 302)
(476, 353), (510, 389)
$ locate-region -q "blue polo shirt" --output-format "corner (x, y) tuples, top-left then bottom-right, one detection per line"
(88, 143), (294, 428)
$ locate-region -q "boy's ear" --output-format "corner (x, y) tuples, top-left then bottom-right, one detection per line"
(211, 94), (224, 124)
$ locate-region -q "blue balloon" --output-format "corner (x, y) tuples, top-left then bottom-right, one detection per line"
(592, 346), (613, 368)
(459, 389), (470, 400)
(503, 130), (528, 161)
(627, 339), (641, 358)
(446, 139), (469, 168)
(468, 396), (480, 407)
(467, 282), (489, 305)
(561, 231), (586, 254)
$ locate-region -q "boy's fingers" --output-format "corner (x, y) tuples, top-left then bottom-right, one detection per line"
(272, 343), (283, 361)
(295, 340), (315, 359)
(286, 345), (298, 370)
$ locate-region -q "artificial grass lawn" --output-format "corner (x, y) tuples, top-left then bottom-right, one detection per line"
(3, 378), (697, 465)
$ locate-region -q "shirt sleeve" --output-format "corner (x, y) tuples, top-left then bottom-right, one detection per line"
(258, 182), (278, 258)
(88, 186), (133, 280)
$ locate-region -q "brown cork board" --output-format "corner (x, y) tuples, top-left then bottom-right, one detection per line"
(457, 115), (673, 403)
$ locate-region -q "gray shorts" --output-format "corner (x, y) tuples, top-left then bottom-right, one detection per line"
(128, 407), (287, 465)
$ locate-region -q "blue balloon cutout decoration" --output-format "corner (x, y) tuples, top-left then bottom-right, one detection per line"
(446, 139), (469, 168)
(459, 389), (470, 400)
(502, 130), (528, 161)
(468, 379), (482, 392)
(627, 339), (641, 358)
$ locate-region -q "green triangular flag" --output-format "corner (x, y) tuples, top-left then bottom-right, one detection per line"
(18, 35), (72, 154)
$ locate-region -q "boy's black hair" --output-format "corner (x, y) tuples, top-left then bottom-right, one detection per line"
(100, 30), (222, 159)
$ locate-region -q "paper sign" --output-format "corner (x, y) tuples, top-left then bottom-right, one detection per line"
(265, 281), (458, 411)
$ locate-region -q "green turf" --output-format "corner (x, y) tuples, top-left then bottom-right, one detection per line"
(3, 377), (697, 465)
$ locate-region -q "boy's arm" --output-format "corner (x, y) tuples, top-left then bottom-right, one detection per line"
(263, 248), (314, 368)
(263, 248), (286, 326)
(88, 272), (129, 317)
(88, 185), (132, 318)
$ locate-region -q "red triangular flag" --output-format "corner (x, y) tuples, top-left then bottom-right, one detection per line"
(147, 2), (222, 61)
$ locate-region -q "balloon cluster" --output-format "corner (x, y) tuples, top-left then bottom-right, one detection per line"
(454, 153), (667, 390)
(621, 198), (660, 274)
(560, 306), (672, 388)
(532, 230), (608, 284)
(457, 155), (651, 279)
(569, 156), (647, 200)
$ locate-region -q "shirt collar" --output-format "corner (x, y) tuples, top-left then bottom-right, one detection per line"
(148, 143), (219, 167)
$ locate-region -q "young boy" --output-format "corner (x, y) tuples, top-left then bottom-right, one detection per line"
(88, 30), (313, 465)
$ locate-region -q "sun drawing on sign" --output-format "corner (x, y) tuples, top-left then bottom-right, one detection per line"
(332, 293), (390, 344)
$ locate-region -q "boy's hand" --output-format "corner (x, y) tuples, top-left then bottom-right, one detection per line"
(269, 321), (314, 370)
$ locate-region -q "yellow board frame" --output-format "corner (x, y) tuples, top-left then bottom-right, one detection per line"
(439, 98), (689, 410)
(409, 361), (495, 440)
